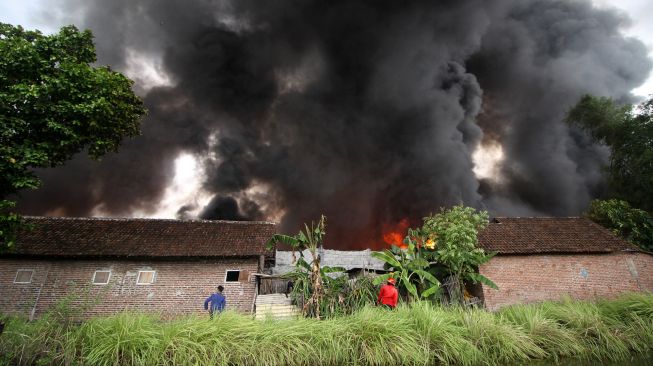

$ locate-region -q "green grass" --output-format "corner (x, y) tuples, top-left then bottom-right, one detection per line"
(1, 293), (652, 365)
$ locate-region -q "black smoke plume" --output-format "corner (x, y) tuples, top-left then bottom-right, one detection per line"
(16, 0), (651, 248)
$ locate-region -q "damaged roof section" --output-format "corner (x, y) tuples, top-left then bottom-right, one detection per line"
(7, 216), (277, 259)
(479, 217), (640, 254)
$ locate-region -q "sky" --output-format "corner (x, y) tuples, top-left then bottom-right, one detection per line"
(593, 0), (653, 96)
(1, 0), (652, 248)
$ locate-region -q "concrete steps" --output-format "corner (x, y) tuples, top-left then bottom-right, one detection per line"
(256, 293), (292, 305)
(255, 294), (300, 320)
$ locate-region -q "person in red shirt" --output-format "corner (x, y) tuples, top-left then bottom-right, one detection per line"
(377, 277), (399, 309)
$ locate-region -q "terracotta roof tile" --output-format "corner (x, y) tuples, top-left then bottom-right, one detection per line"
(8, 216), (277, 258)
(478, 217), (639, 254)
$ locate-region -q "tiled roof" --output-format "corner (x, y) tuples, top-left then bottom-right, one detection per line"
(478, 217), (639, 254)
(7, 216), (277, 258)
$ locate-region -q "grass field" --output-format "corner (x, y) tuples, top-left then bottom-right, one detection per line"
(1, 293), (652, 365)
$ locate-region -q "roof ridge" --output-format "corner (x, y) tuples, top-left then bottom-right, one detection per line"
(479, 216), (639, 254)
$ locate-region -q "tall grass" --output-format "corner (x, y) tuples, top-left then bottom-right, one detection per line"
(1, 293), (652, 365)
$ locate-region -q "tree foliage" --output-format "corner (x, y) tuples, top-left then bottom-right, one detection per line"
(0, 23), (146, 248)
(586, 199), (653, 252)
(567, 95), (653, 211)
(419, 205), (497, 302)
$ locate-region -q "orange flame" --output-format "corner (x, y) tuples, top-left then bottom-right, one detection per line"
(382, 218), (410, 249)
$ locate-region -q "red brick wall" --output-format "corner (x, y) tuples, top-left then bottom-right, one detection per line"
(479, 252), (653, 310)
(0, 258), (259, 318)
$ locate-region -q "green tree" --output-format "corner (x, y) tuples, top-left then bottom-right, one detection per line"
(586, 199), (653, 252)
(420, 205), (497, 304)
(0, 23), (146, 248)
(567, 95), (653, 211)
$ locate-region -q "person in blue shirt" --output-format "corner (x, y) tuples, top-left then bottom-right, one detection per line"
(204, 285), (226, 319)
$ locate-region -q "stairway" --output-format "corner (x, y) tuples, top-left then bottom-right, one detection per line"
(255, 293), (300, 320)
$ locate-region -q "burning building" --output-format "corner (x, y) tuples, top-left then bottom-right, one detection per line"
(15, 0), (653, 250)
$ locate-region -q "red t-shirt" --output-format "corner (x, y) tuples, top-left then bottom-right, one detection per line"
(378, 284), (398, 307)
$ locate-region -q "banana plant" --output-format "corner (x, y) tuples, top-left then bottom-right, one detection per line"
(371, 242), (441, 301)
(267, 215), (329, 318)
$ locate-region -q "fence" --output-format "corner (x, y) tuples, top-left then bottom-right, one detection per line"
(259, 277), (290, 295)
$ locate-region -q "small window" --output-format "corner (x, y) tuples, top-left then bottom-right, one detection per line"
(14, 270), (34, 284)
(225, 270), (240, 282)
(92, 270), (111, 285)
(137, 270), (156, 285)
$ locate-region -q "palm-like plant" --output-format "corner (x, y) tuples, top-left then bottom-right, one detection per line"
(282, 256), (349, 317)
(267, 215), (329, 318)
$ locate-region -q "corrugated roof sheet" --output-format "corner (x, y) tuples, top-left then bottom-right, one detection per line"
(273, 249), (386, 274)
(7, 216), (277, 258)
(478, 217), (639, 254)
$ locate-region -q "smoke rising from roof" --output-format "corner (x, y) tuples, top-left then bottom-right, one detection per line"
(16, 0), (652, 248)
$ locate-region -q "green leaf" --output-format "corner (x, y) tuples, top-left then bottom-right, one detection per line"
(371, 250), (402, 269)
(411, 257), (429, 268)
(401, 272), (418, 300)
(295, 257), (312, 271)
(372, 272), (395, 285)
(266, 234), (300, 250)
(420, 284), (441, 299)
(468, 273), (499, 290)
(321, 266), (346, 274)
(412, 269), (440, 286)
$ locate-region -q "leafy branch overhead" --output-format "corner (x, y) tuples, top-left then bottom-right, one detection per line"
(0, 23), (147, 248)
(586, 199), (653, 252)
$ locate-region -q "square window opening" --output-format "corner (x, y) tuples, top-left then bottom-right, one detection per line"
(92, 270), (111, 285)
(225, 270), (240, 282)
(137, 271), (156, 285)
(14, 270), (34, 284)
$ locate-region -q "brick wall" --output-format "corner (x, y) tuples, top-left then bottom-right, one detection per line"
(0, 258), (259, 318)
(479, 252), (653, 310)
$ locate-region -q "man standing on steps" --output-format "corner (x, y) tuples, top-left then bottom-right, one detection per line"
(377, 277), (399, 309)
(204, 285), (226, 319)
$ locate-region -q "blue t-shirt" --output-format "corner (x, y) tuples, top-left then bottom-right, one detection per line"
(204, 293), (226, 312)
